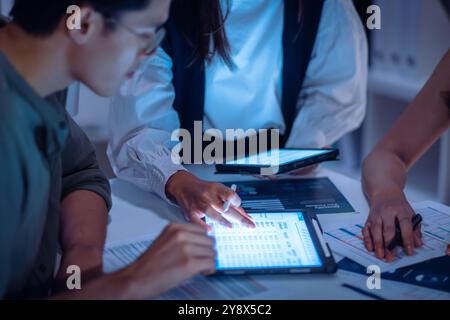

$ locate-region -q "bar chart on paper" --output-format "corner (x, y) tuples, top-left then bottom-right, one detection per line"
(418, 206), (450, 243)
(324, 201), (450, 272)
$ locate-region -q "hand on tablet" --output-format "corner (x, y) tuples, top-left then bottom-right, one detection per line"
(129, 224), (216, 298)
(286, 146), (332, 176)
(287, 164), (319, 176)
(165, 171), (256, 230)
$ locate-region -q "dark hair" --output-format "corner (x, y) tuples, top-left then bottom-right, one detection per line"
(170, 0), (303, 67)
(10, 0), (151, 36)
(442, 0), (450, 19)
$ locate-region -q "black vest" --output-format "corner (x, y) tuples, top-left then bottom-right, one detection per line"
(162, 0), (324, 148)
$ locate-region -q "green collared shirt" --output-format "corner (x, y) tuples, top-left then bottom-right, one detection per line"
(0, 30), (111, 298)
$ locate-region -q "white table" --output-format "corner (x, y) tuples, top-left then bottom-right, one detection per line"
(106, 166), (448, 300)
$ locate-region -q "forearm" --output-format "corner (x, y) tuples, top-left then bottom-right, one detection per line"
(60, 190), (108, 252)
(57, 190), (108, 284)
(363, 52), (450, 205)
(109, 130), (187, 203)
(362, 149), (408, 205)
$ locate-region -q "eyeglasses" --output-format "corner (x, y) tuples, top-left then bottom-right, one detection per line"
(105, 17), (166, 56)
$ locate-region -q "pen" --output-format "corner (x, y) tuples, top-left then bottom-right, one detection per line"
(223, 184), (237, 213)
(386, 213), (423, 251)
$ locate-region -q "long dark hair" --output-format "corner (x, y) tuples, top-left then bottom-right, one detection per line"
(170, 0), (303, 67)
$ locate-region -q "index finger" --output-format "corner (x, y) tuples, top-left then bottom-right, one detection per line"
(398, 215), (414, 256)
(362, 223), (374, 252)
(205, 207), (233, 228)
(370, 221), (385, 259)
(223, 207), (256, 228)
(382, 213), (397, 253)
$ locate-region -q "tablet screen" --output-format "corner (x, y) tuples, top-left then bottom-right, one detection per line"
(225, 149), (330, 166)
(206, 212), (323, 270)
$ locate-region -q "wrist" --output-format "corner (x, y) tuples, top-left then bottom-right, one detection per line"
(55, 245), (104, 292)
(119, 263), (162, 300)
(62, 244), (104, 260)
(165, 171), (194, 202)
(369, 187), (406, 206)
(58, 245), (103, 274)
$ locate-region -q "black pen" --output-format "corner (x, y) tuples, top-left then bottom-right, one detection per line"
(386, 213), (422, 252)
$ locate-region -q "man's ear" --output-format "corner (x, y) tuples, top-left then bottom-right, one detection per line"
(66, 6), (103, 45)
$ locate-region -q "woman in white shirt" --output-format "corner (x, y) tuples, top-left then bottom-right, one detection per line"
(108, 0), (368, 228)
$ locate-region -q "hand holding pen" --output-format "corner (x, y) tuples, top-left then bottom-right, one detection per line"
(222, 184), (237, 213)
(222, 184), (255, 228)
(166, 172), (255, 230)
(363, 193), (423, 260)
(386, 214), (423, 251)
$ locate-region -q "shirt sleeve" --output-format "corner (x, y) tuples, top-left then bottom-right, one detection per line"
(61, 113), (112, 211)
(107, 47), (186, 203)
(0, 95), (24, 298)
(0, 134), (17, 298)
(286, 0), (368, 148)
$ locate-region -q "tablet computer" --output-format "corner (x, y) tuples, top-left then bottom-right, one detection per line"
(215, 148), (339, 175)
(205, 210), (337, 275)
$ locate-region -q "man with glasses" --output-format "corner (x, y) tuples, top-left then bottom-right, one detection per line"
(106, 15), (166, 57)
(0, 0), (215, 300)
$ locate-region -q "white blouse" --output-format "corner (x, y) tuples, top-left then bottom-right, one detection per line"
(204, 0), (285, 133)
(107, 0), (368, 202)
